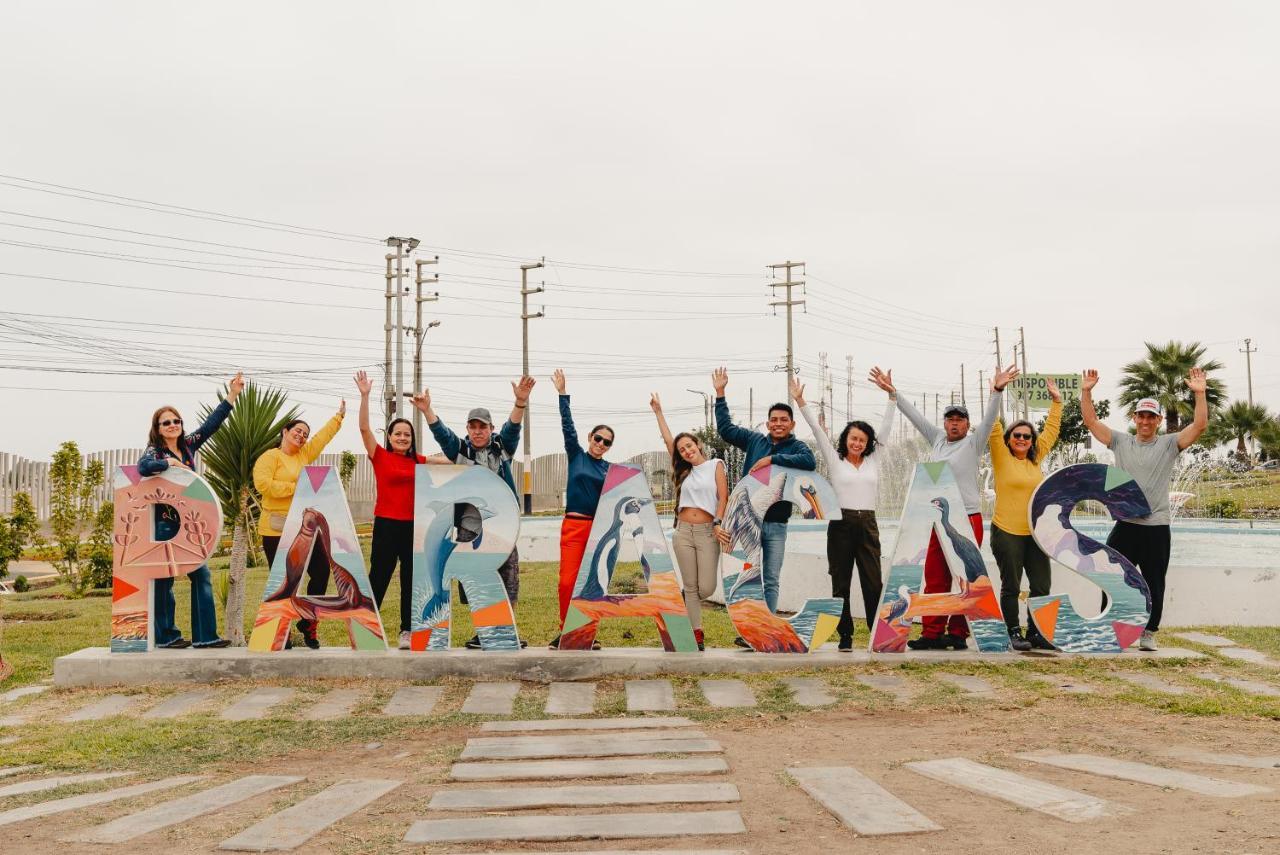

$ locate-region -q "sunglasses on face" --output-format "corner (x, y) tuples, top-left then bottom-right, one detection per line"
(159, 418), (183, 428)
(1011, 432), (1033, 440)
(592, 434), (613, 447)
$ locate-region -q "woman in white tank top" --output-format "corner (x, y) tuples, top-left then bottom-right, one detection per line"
(651, 394), (729, 650)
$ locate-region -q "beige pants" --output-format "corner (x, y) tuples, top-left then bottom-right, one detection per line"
(672, 520), (720, 629)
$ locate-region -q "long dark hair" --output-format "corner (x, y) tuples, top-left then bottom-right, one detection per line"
(836, 420), (879, 460)
(670, 431), (701, 507)
(148, 405), (185, 456)
(1004, 420), (1040, 463)
(385, 417), (418, 458)
(277, 418), (310, 449)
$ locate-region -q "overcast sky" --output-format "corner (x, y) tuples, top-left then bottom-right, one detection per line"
(2, 2), (1276, 463)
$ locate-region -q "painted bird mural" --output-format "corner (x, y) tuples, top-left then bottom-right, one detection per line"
(579, 497), (648, 601)
(929, 496), (987, 588)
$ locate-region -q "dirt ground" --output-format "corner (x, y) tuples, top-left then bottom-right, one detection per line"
(8, 694), (1280, 855)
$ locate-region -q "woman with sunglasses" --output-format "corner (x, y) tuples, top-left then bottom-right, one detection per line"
(650, 393), (728, 651)
(790, 374), (896, 651)
(138, 372), (245, 649)
(989, 378), (1063, 651)
(252, 397), (346, 649)
(548, 368), (613, 649)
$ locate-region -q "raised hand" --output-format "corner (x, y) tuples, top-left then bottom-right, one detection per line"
(512, 375), (536, 404)
(227, 371), (245, 403)
(868, 366), (895, 395)
(1186, 367), (1208, 394)
(353, 370), (373, 397)
(1082, 369), (1100, 392)
(650, 393), (662, 413)
(552, 369), (567, 394)
(1046, 377), (1062, 403)
(411, 387), (432, 413)
(337, 398), (347, 417)
(992, 363), (1020, 391)
(788, 374), (806, 406)
(712, 366), (728, 395)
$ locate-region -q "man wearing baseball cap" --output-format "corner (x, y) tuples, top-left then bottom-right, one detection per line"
(1080, 367), (1208, 651)
(869, 362), (1020, 650)
(416, 376), (536, 648)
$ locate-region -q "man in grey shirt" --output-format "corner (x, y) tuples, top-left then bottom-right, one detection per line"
(870, 363), (1019, 650)
(1081, 367), (1208, 651)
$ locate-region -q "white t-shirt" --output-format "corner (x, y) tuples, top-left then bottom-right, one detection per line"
(800, 402), (896, 511)
(677, 459), (722, 515)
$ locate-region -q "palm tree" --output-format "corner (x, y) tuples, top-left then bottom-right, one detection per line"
(1203, 400), (1274, 459)
(1117, 341), (1226, 432)
(199, 382), (299, 646)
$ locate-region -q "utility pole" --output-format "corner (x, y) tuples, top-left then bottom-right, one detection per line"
(749, 387), (754, 426)
(993, 326), (1004, 420)
(383, 253), (394, 423)
(935, 393), (940, 422)
(385, 237), (419, 418)
(1242, 337), (1258, 457)
(768, 260), (805, 402)
(688, 389), (711, 430)
(520, 258), (545, 514)
(960, 362), (967, 409)
(818, 351), (828, 426)
(411, 256), (440, 440)
(979, 369), (986, 412)
(845, 355), (853, 422)
(1019, 325), (1029, 419)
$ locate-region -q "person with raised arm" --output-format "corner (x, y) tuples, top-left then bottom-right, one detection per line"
(713, 367), (816, 647)
(548, 369), (612, 650)
(1080, 367), (1208, 651)
(790, 374), (896, 652)
(988, 378), (1063, 651)
(252, 396), (346, 650)
(138, 372), (244, 649)
(414, 375), (535, 649)
(868, 363), (1018, 651)
(650, 393), (729, 651)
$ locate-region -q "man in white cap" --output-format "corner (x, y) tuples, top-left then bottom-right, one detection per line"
(1080, 367), (1208, 651)
(415, 377), (535, 648)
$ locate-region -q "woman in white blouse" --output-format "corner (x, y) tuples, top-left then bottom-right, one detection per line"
(650, 394), (730, 651)
(790, 374), (896, 651)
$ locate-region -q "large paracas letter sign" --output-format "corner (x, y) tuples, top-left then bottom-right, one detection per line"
(111, 466), (222, 652)
(1028, 463), (1152, 652)
(560, 463), (697, 651)
(249, 466), (387, 651)
(871, 462), (1009, 653)
(409, 465), (521, 651)
(719, 464), (842, 653)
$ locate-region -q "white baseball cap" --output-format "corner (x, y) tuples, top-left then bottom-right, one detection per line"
(1134, 398), (1162, 416)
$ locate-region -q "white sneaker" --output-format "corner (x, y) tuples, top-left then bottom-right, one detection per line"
(1138, 630), (1158, 652)
(398, 631), (411, 650)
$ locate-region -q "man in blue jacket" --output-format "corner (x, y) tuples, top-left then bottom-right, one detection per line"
(713, 367), (817, 634)
(415, 376), (535, 648)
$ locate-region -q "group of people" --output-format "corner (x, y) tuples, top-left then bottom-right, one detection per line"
(138, 360), (1208, 654)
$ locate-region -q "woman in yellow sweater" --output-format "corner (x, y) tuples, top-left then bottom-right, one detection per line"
(253, 401), (345, 649)
(988, 380), (1062, 651)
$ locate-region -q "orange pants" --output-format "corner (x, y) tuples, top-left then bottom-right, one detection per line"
(558, 515), (594, 625)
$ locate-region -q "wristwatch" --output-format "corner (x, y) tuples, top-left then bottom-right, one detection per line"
(712, 517), (722, 527)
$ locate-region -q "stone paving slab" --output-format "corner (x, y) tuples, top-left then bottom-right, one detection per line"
(0, 765), (39, 779)
(67, 774), (305, 843)
(304, 688), (362, 721)
(1018, 752), (1272, 797)
(906, 758), (1125, 822)
(450, 757), (730, 782)
(481, 717), (694, 733)
(461, 734), (718, 761)
(855, 674), (916, 701)
(788, 766), (941, 836)
(1117, 646), (1207, 661)
(0, 685), (49, 704)
(383, 685), (444, 716)
(435, 851), (748, 855)
(936, 674), (995, 697)
(143, 689), (217, 719)
(462, 682), (521, 715)
(781, 678), (836, 707)
(218, 778), (401, 852)
(1218, 647), (1279, 667)
(1026, 674), (1094, 694)
(222, 688), (295, 721)
(429, 782), (740, 811)
(404, 809), (747, 844)
(0, 716), (27, 728)
(64, 694), (136, 721)
(0, 770), (132, 798)
(699, 679), (756, 708)
(0, 775), (205, 828)
(546, 682), (596, 716)
(1198, 672), (1280, 697)
(625, 680), (675, 712)
(1163, 748), (1280, 770)
(1171, 632), (1237, 647)
(1112, 673), (1190, 696)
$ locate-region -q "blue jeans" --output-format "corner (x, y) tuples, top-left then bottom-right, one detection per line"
(153, 565), (220, 645)
(760, 521), (789, 613)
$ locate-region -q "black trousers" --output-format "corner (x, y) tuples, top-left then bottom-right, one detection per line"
(826, 510), (882, 638)
(990, 525), (1051, 634)
(1105, 521), (1171, 632)
(262, 533), (330, 629)
(368, 517), (415, 634)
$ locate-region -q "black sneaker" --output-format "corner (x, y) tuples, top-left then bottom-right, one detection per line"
(1028, 632), (1056, 651)
(838, 635), (854, 652)
(158, 638), (191, 649)
(547, 634), (561, 650)
(298, 620), (320, 650)
(943, 633), (969, 650)
(733, 636), (752, 649)
(464, 635), (482, 650)
(1008, 628), (1032, 652)
(591, 640), (602, 651)
(519, 639), (528, 649)
(906, 635), (947, 650)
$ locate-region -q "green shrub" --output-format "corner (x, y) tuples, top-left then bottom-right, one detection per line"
(13, 575), (29, 592)
(1203, 498), (1242, 519)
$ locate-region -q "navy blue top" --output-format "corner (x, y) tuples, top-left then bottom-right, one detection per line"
(560, 395), (610, 517)
(137, 399), (232, 540)
(715, 395), (816, 522)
